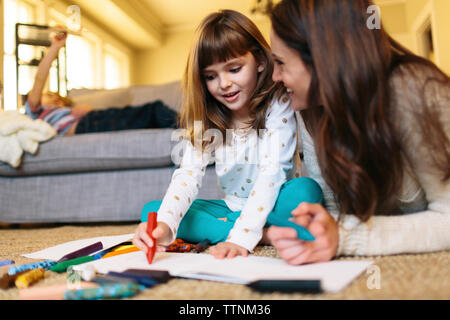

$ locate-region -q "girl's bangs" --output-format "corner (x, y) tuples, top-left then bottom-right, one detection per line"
(198, 26), (251, 70)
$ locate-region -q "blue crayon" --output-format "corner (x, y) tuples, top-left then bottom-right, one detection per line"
(64, 282), (145, 300)
(8, 260), (57, 276)
(0, 260), (15, 267)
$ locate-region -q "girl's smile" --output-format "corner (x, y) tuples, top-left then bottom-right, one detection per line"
(222, 91), (240, 103)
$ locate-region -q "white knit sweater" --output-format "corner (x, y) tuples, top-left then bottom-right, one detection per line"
(297, 64), (450, 256)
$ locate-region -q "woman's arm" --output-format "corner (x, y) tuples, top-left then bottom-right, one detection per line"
(338, 65), (450, 256)
(27, 32), (67, 111)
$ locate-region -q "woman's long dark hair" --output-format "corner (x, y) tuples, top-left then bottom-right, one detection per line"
(271, 0), (450, 221)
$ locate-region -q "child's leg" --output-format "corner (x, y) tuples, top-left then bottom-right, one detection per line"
(177, 200), (241, 244)
(266, 177), (324, 227)
(140, 199), (241, 244)
(141, 200), (163, 222)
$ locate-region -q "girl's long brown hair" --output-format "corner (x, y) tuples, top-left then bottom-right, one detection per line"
(271, 0), (450, 221)
(180, 9), (281, 146)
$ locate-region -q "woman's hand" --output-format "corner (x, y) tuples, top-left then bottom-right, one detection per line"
(209, 241), (249, 259)
(267, 202), (339, 265)
(132, 221), (173, 253)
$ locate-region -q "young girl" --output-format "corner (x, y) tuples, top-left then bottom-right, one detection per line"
(133, 10), (323, 259)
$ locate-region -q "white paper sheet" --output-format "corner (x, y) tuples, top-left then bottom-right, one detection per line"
(21, 233), (134, 261)
(73, 251), (373, 293)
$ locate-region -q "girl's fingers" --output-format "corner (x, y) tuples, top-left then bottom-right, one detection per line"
(227, 248), (238, 259)
(209, 244), (224, 259)
(139, 227), (154, 247)
(210, 243), (248, 259)
(156, 245), (167, 252)
(132, 233), (148, 253)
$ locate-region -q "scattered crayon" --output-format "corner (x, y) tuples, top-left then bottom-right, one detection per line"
(64, 282), (145, 300)
(0, 260), (15, 267)
(111, 245), (135, 252)
(92, 274), (138, 286)
(194, 239), (211, 253)
(57, 241), (103, 262)
(166, 239), (196, 253)
(50, 255), (94, 273)
(0, 271), (27, 289)
(8, 260), (57, 276)
(101, 246), (140, 259)
(92, 250), (110, 260)
(15, 268), (46, 289)
(79, 265), (96, 281)
(107, 271), (158, 287)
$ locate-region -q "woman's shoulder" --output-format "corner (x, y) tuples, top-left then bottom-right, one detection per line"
(388, 62), (449, 117)
(389, 62), (448, 96)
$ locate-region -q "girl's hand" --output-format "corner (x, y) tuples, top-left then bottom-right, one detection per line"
(50, 27), (67, 50)
(209, 242), (249, 259)
(132, 221), (173, 254)
(267, 202), (339, 265)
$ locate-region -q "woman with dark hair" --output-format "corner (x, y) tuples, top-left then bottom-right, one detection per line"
(266, 0), (450, 265)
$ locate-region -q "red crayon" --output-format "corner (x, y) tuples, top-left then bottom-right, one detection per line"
(146, 212), (158, 264)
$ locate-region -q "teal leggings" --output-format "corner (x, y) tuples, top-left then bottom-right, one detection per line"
(141, 177), (323, 244)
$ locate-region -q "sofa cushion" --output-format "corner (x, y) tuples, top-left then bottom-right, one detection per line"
(68, 81), (182, 113)
(129, 81), (182, 112)
(0, 129), (177, 177)
(69, 88), (132, 110)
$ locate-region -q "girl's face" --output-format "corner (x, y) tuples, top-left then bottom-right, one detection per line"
(270, 29), (312, 111)
(202, 51), (264, 119)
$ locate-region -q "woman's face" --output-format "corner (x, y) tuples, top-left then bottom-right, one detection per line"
(270, 29), (312, 111)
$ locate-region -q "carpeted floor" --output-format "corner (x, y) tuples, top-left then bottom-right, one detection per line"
(0, 223), (449, 300)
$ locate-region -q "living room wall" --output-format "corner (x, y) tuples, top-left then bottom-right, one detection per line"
(134, 0), (449, 86)
(134, 17), (271, 86)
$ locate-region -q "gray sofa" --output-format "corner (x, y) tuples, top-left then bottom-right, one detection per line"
(0, 81), (223, 223)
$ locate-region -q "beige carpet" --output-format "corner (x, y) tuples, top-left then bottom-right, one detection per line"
(0, 223), (449, 300)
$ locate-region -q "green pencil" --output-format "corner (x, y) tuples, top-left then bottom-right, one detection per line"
(50, 255), (94, 273)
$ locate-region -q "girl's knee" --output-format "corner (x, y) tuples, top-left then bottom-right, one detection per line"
(283, 177), (324, 204)
(140, 201), (162, 222)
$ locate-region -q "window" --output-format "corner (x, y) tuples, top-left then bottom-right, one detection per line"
(49, 8), (130, 91)
(104, 44), (129, 89)
(65, 34), (97, 89)
(2, 1), (131, 111)
(3, 0), (37, 110)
